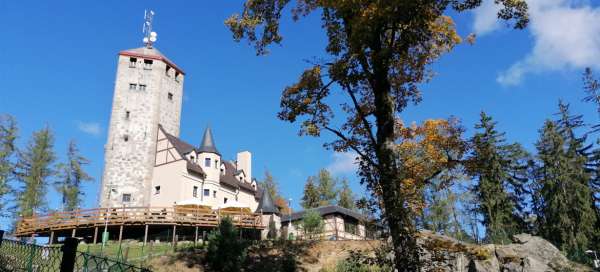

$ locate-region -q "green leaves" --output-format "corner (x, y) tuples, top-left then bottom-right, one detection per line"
(55, 140), (93, 211)
(467, 112), (529, 244)
(533, 103), (597, 261)
(15, 126), (55, 217)
(0, 115), (17, 212)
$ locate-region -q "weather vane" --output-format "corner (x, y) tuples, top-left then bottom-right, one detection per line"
(142, 10), (157, 48)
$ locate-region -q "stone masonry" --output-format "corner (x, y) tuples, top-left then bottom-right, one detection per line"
(99, 47), (184, 208)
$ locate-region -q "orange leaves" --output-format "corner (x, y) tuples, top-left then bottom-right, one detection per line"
(274, 197), (292, 214)
(395, 118), (466, 214)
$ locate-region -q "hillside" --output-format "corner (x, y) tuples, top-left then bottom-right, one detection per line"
(146, 232), (592, 272)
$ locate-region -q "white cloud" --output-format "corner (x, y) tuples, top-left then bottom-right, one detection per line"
(327, 152), (359, 174)
(472, 0), (503, 35)
(77, 121), (101, 136)
(472, 0), (600, 86)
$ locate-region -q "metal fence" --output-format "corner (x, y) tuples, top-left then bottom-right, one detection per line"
(0, 230), (150, 272)
(0, 239), (63, 271)
(74, 251), (150, 272)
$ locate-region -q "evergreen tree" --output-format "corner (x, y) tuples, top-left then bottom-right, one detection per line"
(15, 127), (55, 217)
(337, 178), (355, 210)
(316, 169), (337, 206)
(55, 140), (93, 211)
(533, 102), (596, 260)
(466, 112), (529, 244)
(301, 176), (320, 209)
(0, 115), (17, 212)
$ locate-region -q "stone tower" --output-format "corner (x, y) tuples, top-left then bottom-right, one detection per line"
(99, 37), (185, 207)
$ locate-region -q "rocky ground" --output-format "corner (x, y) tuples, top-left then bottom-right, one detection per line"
(146, 232), (593, 271)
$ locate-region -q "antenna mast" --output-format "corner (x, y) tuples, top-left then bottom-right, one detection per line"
(142, 10), (157, 48)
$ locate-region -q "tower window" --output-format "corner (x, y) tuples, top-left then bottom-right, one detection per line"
(125, 111), (130, 120)
(165, 66), (171, 77)
(155, 186), (161, 195)
(204, 158), (211, 167)
(213, 190), (216, 198)
(139, 84), (147, 91)
(193, 186), (198, 198)
(122, 193), (131, 202)
(129, 57), (137, 68)
(215, 160), (219, 169)
(123, 135), (129, 142)
(144, 59), (153, 69)
(204, 189), (210, 196)
(168, 92), (173, 100)
(129, 83), (137, 90)
(175, 72), (180, 82)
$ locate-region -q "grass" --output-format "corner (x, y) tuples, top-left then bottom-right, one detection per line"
(77, 240), (204, 266)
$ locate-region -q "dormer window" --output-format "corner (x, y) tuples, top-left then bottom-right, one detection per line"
(190, 156), (195, 162)
(204, 158), (211, 167)
(144, 59), (153, 70)
(129, 57), (137, 68)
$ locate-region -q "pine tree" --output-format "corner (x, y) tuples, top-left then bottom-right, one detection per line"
(55, 140), (93, 211)
(337, 178), (355, 210)
(301, 176), (320, 209)
(0, 115), (17, 212)
(533, 102), (596, 260)
(15, 127), (55, 217)
(316, 169), (337, 206)
(467, 112), (529, 244)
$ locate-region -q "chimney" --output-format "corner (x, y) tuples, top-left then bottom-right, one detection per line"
(236, 151), (252, 182)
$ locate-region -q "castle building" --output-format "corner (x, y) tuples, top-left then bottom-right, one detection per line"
(99, 30), (260, 212)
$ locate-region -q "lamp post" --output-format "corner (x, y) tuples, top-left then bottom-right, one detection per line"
(287, 198), (292, 239)
(586, 250), (599, 269)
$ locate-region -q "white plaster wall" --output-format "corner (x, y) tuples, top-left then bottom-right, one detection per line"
(236, 151), (252, 182)
(198, 152), (221, 181)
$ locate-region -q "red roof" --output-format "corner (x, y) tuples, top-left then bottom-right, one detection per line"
(119, 47), (185, 75)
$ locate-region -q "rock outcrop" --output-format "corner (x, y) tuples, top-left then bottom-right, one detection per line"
(418, 231), (592, 272)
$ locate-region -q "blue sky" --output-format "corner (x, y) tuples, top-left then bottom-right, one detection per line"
(1, 1), (600, 228)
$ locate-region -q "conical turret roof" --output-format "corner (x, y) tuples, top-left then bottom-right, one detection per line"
(256, 188), (280, 214)
(198, 127), (219, 155)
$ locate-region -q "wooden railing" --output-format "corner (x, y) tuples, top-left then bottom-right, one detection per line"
(15, 206), (264, 236)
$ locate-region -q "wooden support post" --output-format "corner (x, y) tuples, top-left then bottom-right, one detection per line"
(71, 228), (76, 238)
(144, 225), (149, 246)
(171, 225), (177, 247)
(49, 231), (54, 245)
(118, 225), (124, 244)
(93, 227), (98, 244)
(194, 226), (199, 246)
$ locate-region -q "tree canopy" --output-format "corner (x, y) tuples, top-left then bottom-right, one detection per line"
(226, 2), (527, 267)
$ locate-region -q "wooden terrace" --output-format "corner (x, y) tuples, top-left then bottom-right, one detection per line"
(15, 206), (264, 244)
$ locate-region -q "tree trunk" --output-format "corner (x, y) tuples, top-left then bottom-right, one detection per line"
(373, 76), (420, 270)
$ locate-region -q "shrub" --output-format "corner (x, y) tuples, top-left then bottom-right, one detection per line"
(302, 209), (324, 239)
(206, 217), (247, 272)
